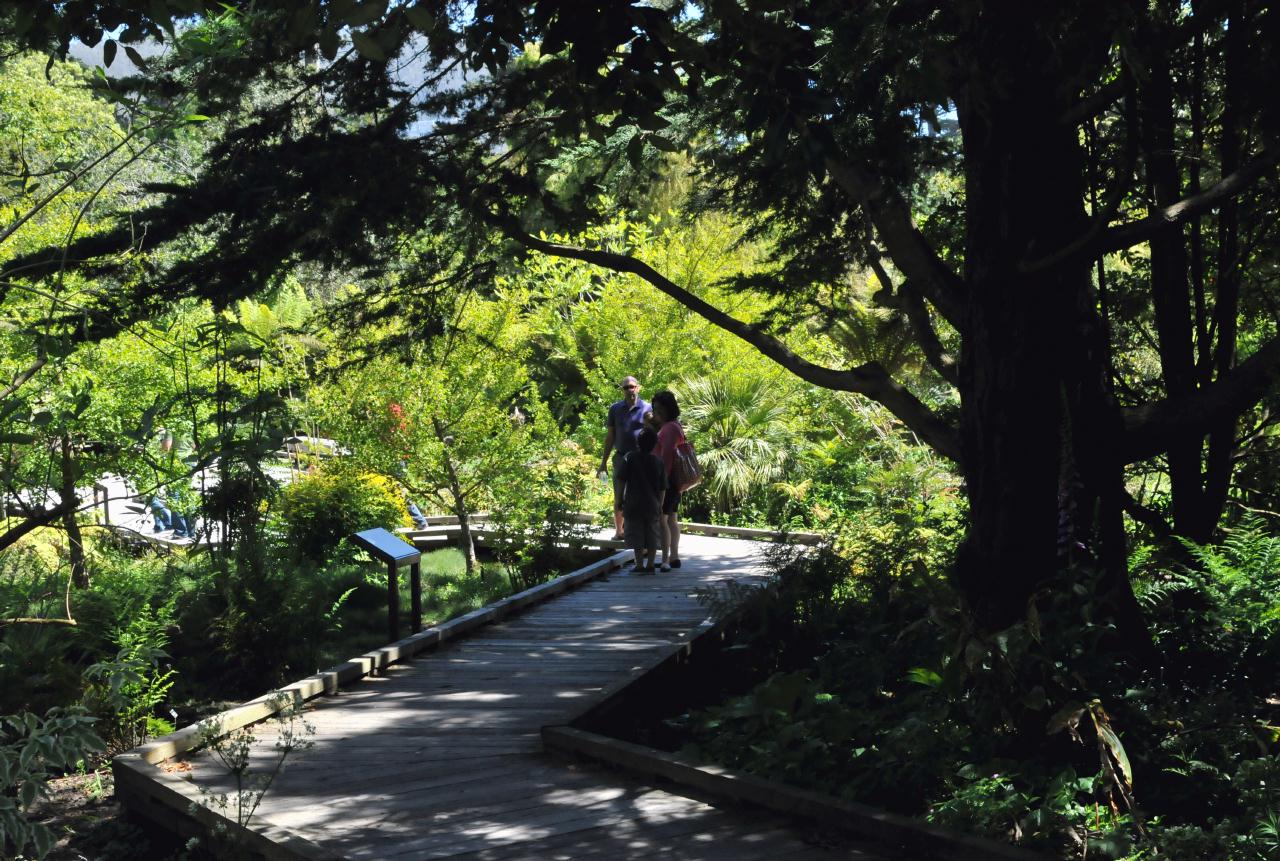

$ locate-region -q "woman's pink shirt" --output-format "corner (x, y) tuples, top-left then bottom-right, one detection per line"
(656, 421), (682, 475)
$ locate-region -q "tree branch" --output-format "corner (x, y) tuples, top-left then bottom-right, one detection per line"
(1100, 148), (1275, 255)
(0, 617), (77, 627)
(1031, 149), (1276, 274)
(510, 230), (963, 463)
(870, 251), (960, 388)
(1122, 333), (1280, 464)
(0, 495), (79, 554)
(1059, 78), (1125, 127)
(0, 355), (47, 402)
(823, 158), (967, 329)
(1119, 489), (1177, 547)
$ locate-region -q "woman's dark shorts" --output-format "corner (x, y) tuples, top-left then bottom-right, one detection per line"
(662, 482), (681, 515)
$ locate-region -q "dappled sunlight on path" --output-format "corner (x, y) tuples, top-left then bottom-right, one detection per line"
(166, 535), (880, 859)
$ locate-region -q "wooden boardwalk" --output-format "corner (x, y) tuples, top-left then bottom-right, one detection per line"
(148, 534), (882, 859)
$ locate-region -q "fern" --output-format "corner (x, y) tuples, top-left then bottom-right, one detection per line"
(1175, 516), (1280, 635)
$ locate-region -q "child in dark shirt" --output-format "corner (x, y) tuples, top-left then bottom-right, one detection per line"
(618, 427), (667, 573)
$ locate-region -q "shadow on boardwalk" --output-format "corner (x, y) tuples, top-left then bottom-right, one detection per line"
(126, 535), (882, 860)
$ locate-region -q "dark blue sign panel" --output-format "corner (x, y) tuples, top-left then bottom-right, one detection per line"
(351, 528), (421, 564)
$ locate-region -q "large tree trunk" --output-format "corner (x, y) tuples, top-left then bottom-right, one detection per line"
(954, 5), (1140, 637)
(1201, 4), (1246, 538)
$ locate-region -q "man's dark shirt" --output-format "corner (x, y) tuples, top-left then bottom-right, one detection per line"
(606, 398), (651, 454)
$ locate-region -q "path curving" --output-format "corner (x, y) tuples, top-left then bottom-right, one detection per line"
(155, 535), (884, 859)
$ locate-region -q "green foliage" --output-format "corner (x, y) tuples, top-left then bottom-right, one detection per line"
(416, 548), (511, 623)
(1130, 516), (1280, 726)
(273, 465), (409, 563)
(486, 442), (596, 592)
(0, 539), (81, 715)
(678, 515), (1280, 858)
(1174, 516), (1280, 637)
(179, 554), (363, 697)
(81, 605), (177, 754)
(677, 374), (803, 515)
(0, 706), (104, 859)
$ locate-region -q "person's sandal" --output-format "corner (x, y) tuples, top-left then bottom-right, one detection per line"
(659, 563), (670, 572)
(669, 559), (682, 568)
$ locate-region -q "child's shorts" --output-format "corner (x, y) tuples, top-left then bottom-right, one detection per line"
(626, 514), (662, 553)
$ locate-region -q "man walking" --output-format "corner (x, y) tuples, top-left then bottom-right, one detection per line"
(599, 375), (650, 541)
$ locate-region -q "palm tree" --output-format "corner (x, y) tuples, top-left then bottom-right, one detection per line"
(678, 375), (801, 515)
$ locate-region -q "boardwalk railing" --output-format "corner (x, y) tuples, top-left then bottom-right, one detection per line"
(400, 513), (825, 547)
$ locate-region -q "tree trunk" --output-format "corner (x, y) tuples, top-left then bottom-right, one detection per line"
(1138, 17), (1205, 540)
(59, 434), (87, 589)
(432, 416), (477, 573)
(1201, 3), (1245, 538)
(954, 5), (1142, 641)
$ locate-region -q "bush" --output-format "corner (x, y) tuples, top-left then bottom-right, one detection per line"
(273, 464), (410, 563)
(0, 538), (83, 715)
(170, 553), (363, 698)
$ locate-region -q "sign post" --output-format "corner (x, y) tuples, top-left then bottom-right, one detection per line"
(350, 527), (422, 643)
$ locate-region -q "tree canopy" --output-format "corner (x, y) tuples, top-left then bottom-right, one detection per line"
(6, 0), (1280, 638)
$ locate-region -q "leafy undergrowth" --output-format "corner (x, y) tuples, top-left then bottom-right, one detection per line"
(670, 526), (1280, 860)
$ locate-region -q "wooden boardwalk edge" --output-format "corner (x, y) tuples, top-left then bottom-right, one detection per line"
(535, 570), (1051, 861)
(113, 754), (339, 861)
(539, 725), (1050, 861)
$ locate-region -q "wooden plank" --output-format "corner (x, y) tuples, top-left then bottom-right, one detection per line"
(315, 789), (710, 858)
(263, 764), (575, 816)
(676, 521), (823, 543)
(113, 755), (342, 861)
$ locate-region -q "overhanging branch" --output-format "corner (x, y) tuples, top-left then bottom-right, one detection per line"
(868, 250), (960, 389)
(1031, 149), (1276, 274)
(824, 158), (967, 329)
(0, 355), (47, 402)
(0, 495), (79, 554)
(511, 230), (963, 463)
(1099, 148), (1275, 255)
(1122, 334), (1280, 463)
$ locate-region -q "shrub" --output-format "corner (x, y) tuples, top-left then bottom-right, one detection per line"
(0, 540), (82, 715)
(273, 464), (410, 563)
(81, 605), (177, 755)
